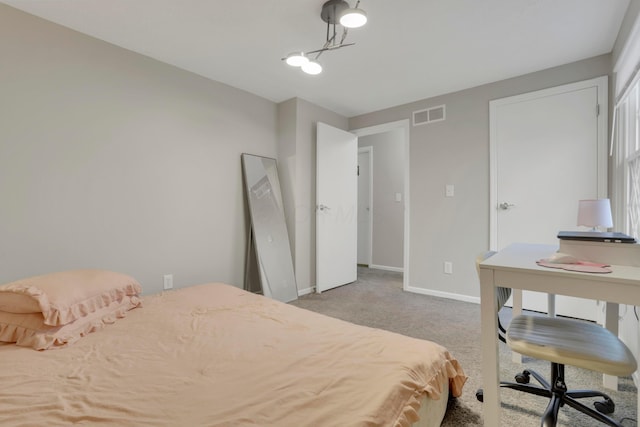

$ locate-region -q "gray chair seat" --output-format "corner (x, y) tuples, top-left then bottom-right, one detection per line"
(475, 251), (638, 426)
(508, 315), (637, 377)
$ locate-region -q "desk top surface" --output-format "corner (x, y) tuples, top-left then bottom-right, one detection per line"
(479, 243), (640, 284)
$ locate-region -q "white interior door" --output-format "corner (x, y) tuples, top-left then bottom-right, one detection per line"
(357, 148), (372, 265)
(316, 122), (358, 293)
(490, 77), (608, 320)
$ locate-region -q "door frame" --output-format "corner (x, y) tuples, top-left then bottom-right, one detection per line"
(358, 146), (373, 266)
(489, 76), (609, 250)
(351, 119), (411, 291)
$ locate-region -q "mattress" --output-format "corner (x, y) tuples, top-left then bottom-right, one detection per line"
(0, 283), (466, 426)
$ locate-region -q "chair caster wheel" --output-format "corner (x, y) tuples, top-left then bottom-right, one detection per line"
(515, 370), (531, 384)
(594, 398), (615, 414)
(476, 389), (484, 402)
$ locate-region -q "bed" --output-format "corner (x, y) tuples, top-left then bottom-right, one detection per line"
(0, 271), (466, 426)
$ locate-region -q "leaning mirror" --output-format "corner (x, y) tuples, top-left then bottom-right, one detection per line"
(241, 154), (298, 303)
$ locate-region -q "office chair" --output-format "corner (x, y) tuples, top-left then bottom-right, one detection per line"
(475, 251), (637, 427)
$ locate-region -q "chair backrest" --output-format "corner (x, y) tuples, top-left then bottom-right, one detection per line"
(476, 251), (511, 342)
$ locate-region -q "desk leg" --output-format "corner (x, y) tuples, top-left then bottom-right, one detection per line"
(603, 302), (619, 390)
(547, 293), (556, 317)
(512, 289), (522, 364)
(480, 268), (501, 426)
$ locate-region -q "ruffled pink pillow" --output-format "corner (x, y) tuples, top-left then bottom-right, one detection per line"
(0, 295), (141, 350)
(0, 270), (142, 326)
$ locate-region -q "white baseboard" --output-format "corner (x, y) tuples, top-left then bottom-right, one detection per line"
(297, 281), (481, 308)
(405, 285), (480, 305)
(297, 286), (315, 296)
(369, 264), (403, 273)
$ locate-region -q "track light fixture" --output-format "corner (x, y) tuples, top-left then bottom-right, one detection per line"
(340, 6), (367, 28)
(283, 0), (367, 75)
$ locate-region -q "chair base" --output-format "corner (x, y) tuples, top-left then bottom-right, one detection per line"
(476, 362), (623, 427)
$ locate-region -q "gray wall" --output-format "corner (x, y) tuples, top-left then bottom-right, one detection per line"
(350, 55), (611, 300)
(358, 130), (404, 269)
(613, 0), (640, 67)
(0, 4), (278, 294)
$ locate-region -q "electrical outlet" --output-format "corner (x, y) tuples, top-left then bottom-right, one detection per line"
(163, 274), (173, 290)
(444, 262), (453, 275)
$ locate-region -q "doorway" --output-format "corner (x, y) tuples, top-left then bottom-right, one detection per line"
(352, 120), (410, 289)
(357, 147), (372, 266)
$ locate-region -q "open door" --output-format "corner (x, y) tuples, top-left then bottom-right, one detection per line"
(316, 122), (358, 293)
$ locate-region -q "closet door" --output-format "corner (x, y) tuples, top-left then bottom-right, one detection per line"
(490, 76), (608, 320)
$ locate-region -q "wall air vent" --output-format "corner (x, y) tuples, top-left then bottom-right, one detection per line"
(413, 105), (446, 126)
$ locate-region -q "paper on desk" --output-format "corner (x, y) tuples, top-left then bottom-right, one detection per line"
(536, 259), (612, 273)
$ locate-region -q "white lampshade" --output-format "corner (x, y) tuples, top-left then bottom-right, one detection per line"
(285, 52), (309, 67)
(339, 8), (367, 28)
(301, 60), (322, 75)
(577, 199), (613, 229)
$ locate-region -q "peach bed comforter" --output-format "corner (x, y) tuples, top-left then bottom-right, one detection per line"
(0, 283), (466, 427)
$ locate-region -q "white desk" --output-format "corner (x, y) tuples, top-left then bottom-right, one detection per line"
(478, 242), (640, 426)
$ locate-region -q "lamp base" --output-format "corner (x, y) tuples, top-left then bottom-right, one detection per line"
(321, 0), (349, 25)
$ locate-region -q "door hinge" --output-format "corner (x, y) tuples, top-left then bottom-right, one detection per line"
(357, 165), (360, 176)
(596, 104), (600, 116)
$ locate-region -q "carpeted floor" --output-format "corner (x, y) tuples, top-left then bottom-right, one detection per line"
(290, 267), (637, 426)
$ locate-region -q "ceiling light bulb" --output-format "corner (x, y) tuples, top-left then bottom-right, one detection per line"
(285, 52), (309, 67)
(339, 8), (367, 28)
(301, 60), (322, 75)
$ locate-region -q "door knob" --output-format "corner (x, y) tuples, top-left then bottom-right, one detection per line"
(499, 202), (516, 210)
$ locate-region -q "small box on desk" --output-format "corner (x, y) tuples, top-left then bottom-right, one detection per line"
(559, 239), (640, 267)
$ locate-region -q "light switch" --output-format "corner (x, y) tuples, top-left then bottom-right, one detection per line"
(395, 192), (402, 202)
(444, 262), (453, 274)
(445, 184), (454, 197)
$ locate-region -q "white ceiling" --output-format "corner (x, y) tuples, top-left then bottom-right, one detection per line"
(2, 0), (631, 117)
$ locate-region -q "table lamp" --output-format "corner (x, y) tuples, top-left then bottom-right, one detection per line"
(577, 199), (613, 231)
